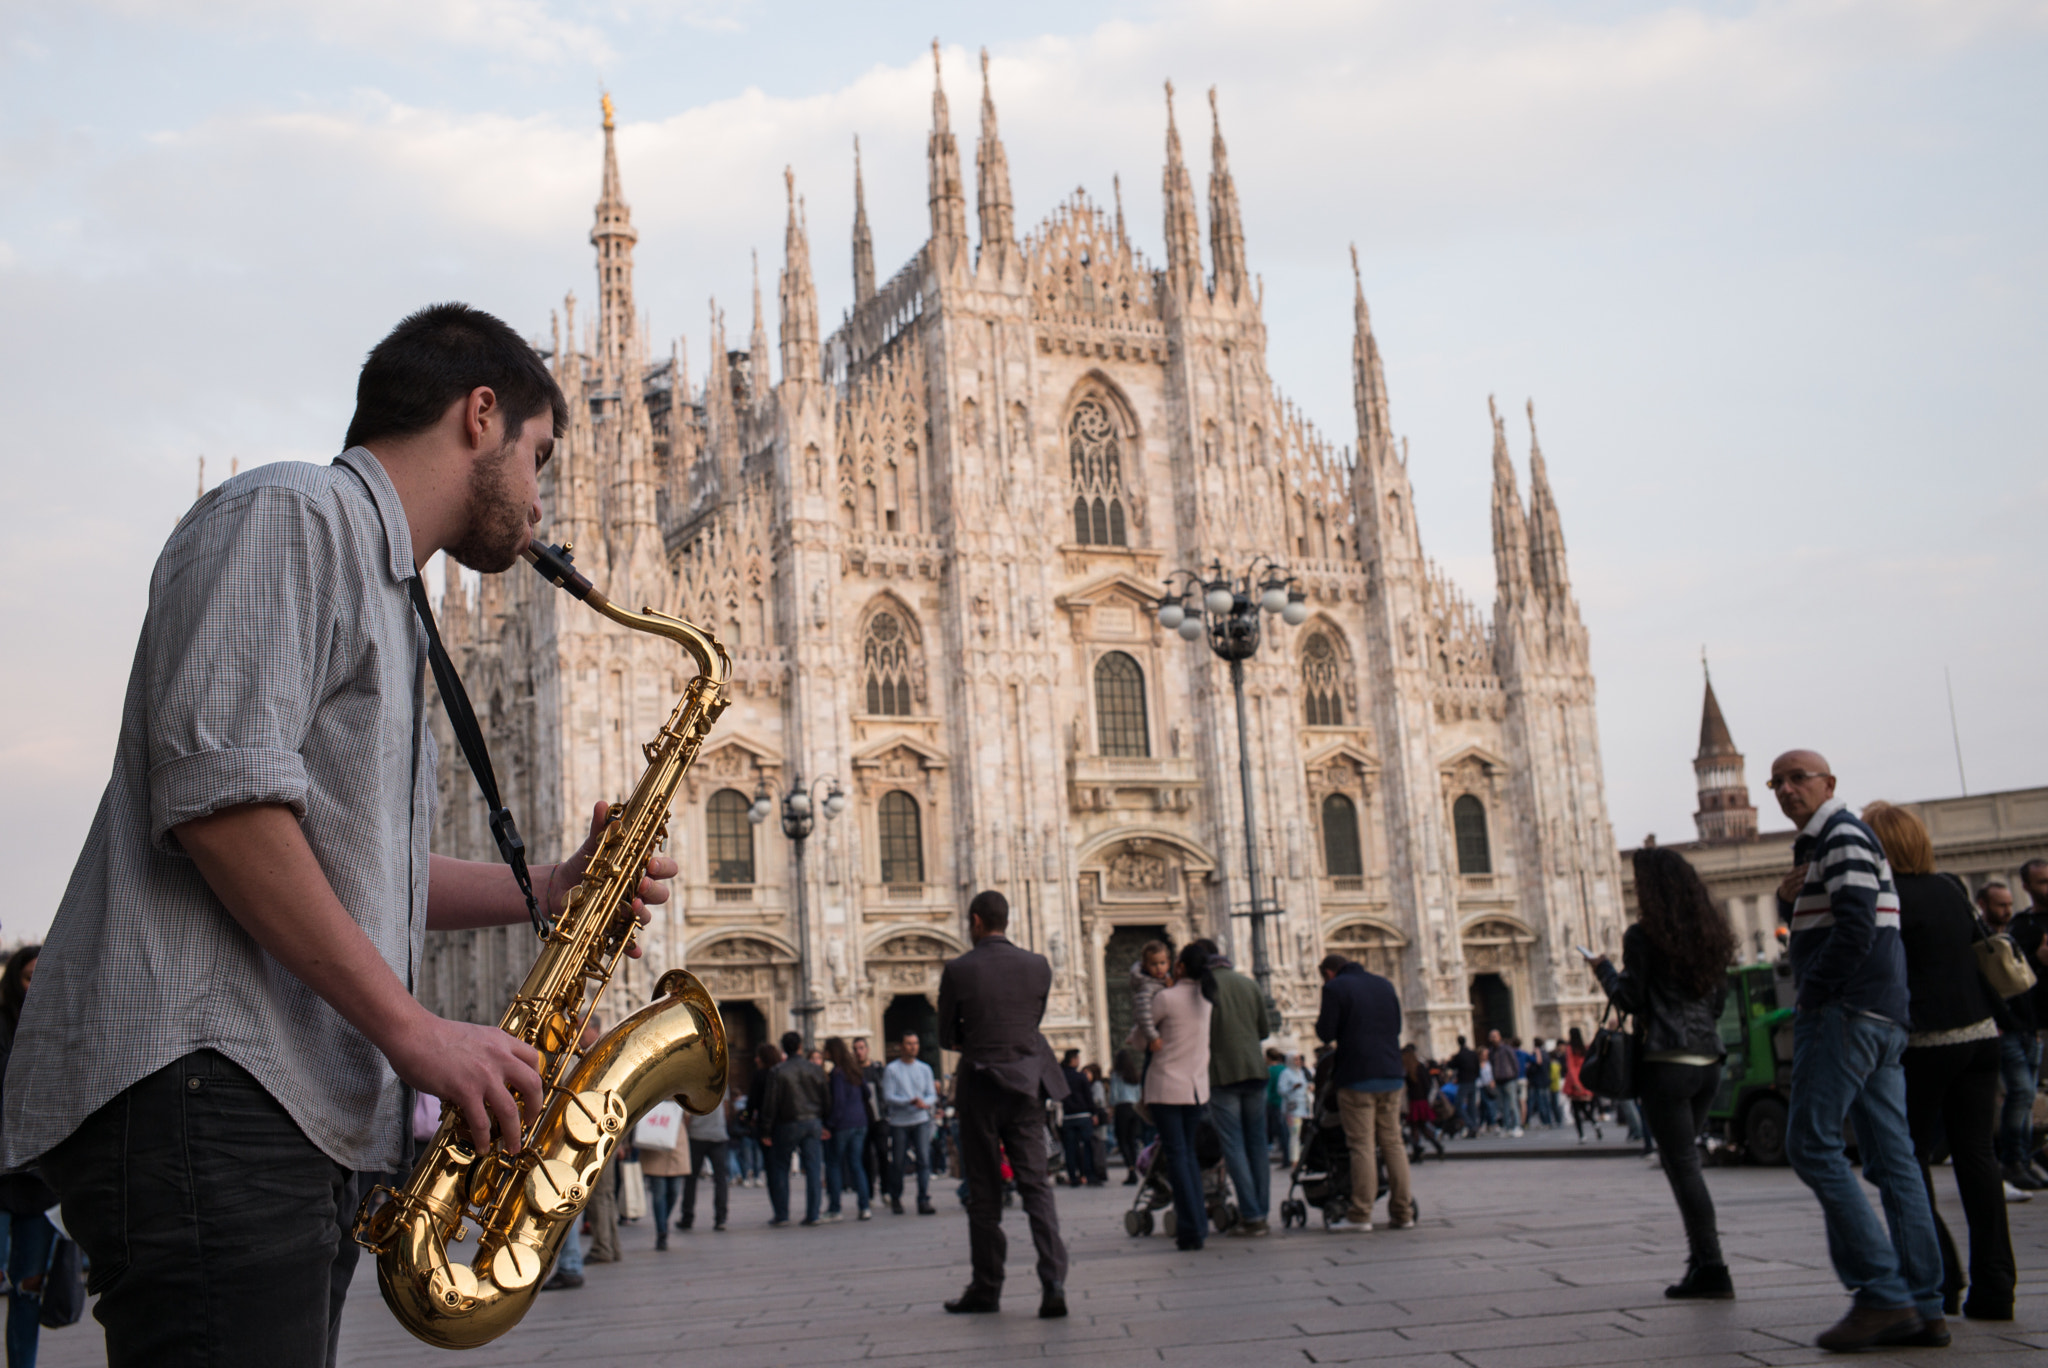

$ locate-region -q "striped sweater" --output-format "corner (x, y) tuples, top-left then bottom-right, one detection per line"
(1778, 797), (1909, 1022)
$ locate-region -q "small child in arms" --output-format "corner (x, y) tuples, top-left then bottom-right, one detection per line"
(1126, 940), (1172, 1053)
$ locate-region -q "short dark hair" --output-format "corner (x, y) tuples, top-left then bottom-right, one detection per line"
(344, 302), (567, 450)
(779, 1031), (803, 1057)
(1062, 1048), (1080, 1065)
(2023, 858), (2048, 881)
(968, 890), (1009, 932)
(1318, 953), (1351, 977)
(1978, 880), (2010, 904)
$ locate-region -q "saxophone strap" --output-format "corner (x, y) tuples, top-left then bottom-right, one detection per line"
(405, 573), (547, 939)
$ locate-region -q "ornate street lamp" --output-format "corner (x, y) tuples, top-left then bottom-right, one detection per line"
(1155, 558), (1308, 1004)
(749, 773), (847, 1049)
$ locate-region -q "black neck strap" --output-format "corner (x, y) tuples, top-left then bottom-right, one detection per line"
(404, 574), (547, 939)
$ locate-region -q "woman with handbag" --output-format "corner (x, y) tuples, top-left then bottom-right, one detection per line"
(1591, 846), (1735, 1300)
(1863, 802), (2013, 1320)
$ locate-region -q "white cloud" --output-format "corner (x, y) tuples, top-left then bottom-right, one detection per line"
(93, 0), (614, 64)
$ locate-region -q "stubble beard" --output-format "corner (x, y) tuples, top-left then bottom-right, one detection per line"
(447, 431), (530, 574)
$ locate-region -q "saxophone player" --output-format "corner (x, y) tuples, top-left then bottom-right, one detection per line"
(0, 304), (678, 1368)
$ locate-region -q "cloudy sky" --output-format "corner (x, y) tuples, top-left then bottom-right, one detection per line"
(3, 0), (2044, 938)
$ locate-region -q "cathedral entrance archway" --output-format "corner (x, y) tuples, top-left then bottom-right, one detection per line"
(1469, 973), (1514, 1045)
(1076, 831), (1215, 1070)
(1101, 924), (1170, 1060)
(882, 994), (938, 1063)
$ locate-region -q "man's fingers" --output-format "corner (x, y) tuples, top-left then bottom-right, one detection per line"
(455, 1090), (492, 1154)
(483, 1080), (524, 1151)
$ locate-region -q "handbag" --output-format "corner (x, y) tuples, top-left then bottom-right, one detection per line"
(633, 1100), (684, 1152)
(38, 1235), (84, 1329)
(1976, 931), (2038, 1000)
(617, 1160), (646, 1221)
(1579, 1003), (1639, 1100)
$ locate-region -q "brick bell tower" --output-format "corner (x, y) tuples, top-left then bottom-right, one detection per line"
(1693, 654), (1757, 844)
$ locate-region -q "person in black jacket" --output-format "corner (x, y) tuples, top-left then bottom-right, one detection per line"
(1314, 954), (1413, 1231)
(1865, 802), (2013, 1321)
(1592, 847), (1736, 1300)
(0, 945), (60, 1366)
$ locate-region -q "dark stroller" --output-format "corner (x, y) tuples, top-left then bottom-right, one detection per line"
(1277, 1054), (1421, 1229)
(1122, 1116), (1238, 1238)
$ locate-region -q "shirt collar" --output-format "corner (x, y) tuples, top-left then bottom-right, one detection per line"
(1799, 795), (1845, 840)
(335, 446), (419, 585)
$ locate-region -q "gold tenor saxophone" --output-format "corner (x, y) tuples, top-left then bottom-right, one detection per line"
(354, 540), (731, 1350)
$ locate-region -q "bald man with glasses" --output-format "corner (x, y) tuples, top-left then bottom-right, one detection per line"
(1769, 751), (1945, 1352)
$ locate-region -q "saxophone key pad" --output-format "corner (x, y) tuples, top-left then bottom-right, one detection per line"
(524, 1158), (584, 1216)
(490, 1241), (543, 1291)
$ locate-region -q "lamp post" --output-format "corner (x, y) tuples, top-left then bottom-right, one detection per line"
(1155, 558), (1308, 1005)
(749, 773), (847, 1050)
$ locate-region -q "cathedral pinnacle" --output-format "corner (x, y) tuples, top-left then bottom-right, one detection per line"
(1161, 80), (1204, 299)
(1206, 86), (1247, 303)
(780, 166), (820, 385)
(927, 38), (969, 266)
(590, 92), (638, 383)
(601, 91), (614, 131)
(1489, 395), (1534, 609)
(851, 135), (876, 305)
(1523, 399), (1573, 607)
(1350, 244), (1393, 467)
(748, 248), (769, 388)
(975, 45), (1014, 261)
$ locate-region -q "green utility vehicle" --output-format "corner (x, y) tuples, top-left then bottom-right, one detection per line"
(1707, 959), (1795, 1165)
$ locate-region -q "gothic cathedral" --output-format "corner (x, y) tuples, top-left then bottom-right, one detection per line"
(417, 49), (1627, 1065)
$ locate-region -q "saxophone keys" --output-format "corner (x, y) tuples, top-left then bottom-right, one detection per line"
(489, 1241), (543, 1291)
(562, 1089), (621, 1147)
(429, 1259), (481, 1308)
(525, 1157), (584, 1216)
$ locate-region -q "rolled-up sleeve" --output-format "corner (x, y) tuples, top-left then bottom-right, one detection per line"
(145, 486), (339, 850)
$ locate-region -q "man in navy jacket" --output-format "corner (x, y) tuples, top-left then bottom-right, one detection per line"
(1771, 749), (1943, 1352)
(1314, 954), (1413, 1231)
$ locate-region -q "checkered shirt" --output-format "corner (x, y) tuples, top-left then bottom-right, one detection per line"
(2, 447), (437, 1173)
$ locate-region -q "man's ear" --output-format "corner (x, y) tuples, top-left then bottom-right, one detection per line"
(465, 386), (500, 451)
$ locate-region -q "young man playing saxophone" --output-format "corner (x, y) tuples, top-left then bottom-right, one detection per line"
(0, 304), (678, 1368)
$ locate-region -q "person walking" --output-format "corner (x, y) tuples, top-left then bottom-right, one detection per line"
(938, 891), (1070, 1317)
(679, 1088), (731, 1235)
(1147, 944), (1216, 1251)
(1315, 953), (1414, 1233)
(1865, 803), (2013, 1320)
(638, 1107), (688, 1250)
(0, 946), (58, 1368)
(1057, 1051), (1098, 1187)
(1770, 750), (1945, 1351)
(1194, 941), (1278, 1237)
(1449, 1038), (1481, 1137)
(1108, 1050), (1145, 1182)
(1590, 846), (1736, 1300)
(1562, 1028), (1601, 1142)
(738, 1041), (780, 1190)
(1403, 1045), (1446, 1161)
(1486, 1032), (1523, 1138)
(882, 1033), (938, 1216)
(1280, 1053), (1313, 1164)
(1975, 881), (2047, 1192)
(852, 1036), (892, 1202)
(821, 1037), (873, 1222)
(761, 1032), (828, 1228)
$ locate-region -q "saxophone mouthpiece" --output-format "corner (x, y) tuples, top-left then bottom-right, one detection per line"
(522, 541), (605, 608)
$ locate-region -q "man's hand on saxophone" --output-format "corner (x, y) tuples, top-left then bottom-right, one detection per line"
(542, 800), (680, 958)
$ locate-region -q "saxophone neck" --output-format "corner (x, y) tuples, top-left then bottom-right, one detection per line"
(521, 542), (732, 687)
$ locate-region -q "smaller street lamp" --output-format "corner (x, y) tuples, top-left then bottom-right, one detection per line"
(749, 772), (846, 1047)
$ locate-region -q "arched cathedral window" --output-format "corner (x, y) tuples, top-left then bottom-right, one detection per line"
(1322, 793), (1363, 878)
(1069, 397), (1129, 547)
(863, 611), (914, 716)
(707, 789), (755, 884)
(1453, 794), (1492, 875)
(879, 791), (924, 885)
(1302, 632), (1344, 727)
(1095, 651), (1149, 757)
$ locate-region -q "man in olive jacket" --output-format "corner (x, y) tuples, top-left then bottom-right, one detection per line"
(1192, 939), (1279, 1236)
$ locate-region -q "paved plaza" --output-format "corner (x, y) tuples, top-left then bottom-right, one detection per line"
(35, 1147), (2048, 1367)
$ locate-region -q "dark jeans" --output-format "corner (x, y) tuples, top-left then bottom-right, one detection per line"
(1994, 1032), (2040, 1167)
(1112, 1102), (1143, 1171)
(683, 1138), (729, 1227)
(1904, 1037), (2013, 1316)
(1058, 1116), (1097, 1184)
(888, 1121), (933, 1202)
(1207, 1079), (1269, 1220)
(1151, 1103), (1208, 1249)
(823, 1125), (871, 1214)
(956, 1071), (1067, 1294)
(766, 1120), (823, 1223)
(1636, 1059), (1723, 1267)
(1, 1210), (56, 1368)
(644, 1174), (684, 1236)
(38, 1049), (359, 1368)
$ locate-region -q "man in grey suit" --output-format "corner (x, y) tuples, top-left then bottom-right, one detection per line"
(937, 891), (1070, 1319)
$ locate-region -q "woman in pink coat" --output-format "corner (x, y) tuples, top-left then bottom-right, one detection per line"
(1144, 943), (1216, 1250)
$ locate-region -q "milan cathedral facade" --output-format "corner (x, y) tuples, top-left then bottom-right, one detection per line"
(417, 50), (1626, 1065)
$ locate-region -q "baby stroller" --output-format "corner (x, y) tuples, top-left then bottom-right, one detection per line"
(1122, 1118), (1238, 1238)
(1277, 1054), (1420, 1229)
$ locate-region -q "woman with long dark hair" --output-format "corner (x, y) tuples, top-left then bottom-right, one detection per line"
(0, 945), (58, 1367)
(1592, 846), (1736, 1299)
(821, 1036), (873, 1221)
(1864, 802), (2012, 1320)
(1562, 1026), (1601, 1143)
(1145, 943), (1216, 1251)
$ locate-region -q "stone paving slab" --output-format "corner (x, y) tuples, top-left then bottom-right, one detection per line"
(32, 1154), (2048, 1366)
